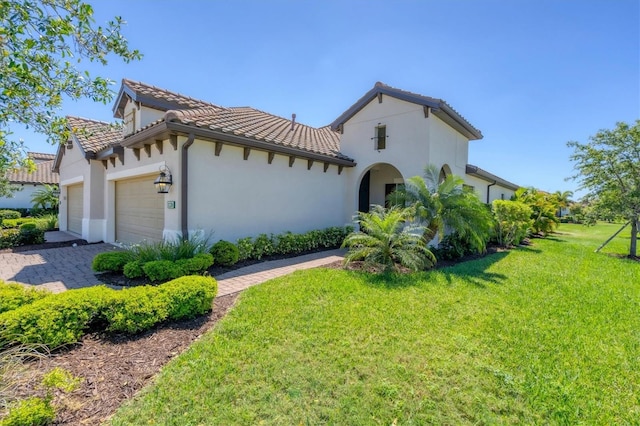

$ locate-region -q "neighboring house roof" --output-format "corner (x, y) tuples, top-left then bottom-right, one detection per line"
(330, 82), (483, 140)
(28, 152), (55, 162)
(466, 164), (519, 191)
(5, 159), (59, 185)
(113, 79), (220, 119)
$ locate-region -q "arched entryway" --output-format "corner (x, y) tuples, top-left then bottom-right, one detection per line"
(357, 163), (403, 213)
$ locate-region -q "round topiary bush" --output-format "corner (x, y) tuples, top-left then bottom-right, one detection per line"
(210, 240), (239, 266)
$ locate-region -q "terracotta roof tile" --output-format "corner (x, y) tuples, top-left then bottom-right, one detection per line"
(164, 106), (348, 160)
(66, 116), (122, 153)
(5, 160), (59, 184)
(27, 152), (55, 162)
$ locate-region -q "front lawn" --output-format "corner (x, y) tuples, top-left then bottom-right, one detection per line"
(110, 223), (640, 425)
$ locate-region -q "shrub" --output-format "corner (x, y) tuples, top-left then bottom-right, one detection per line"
(236, 237), (253, 262)
(0, 282), (50, 314)
(0, 229), (19, 249)
(124, 233), (211, 263)
(0, 396), (55, 426)
(252, 233), (275, 260)
(158, 276), (217, 320)
(123, 260), (145, 279)
(432, 233), (479, 261)
(92, 251), (135, 273)
(104, 286), (168, 333)
(0, 286), (113, 349)
(1, 218), (36, 229)
(0, 209), (21, 222)
(176, 253), (214, 274)
(210, 240), (239, 266)
(142, 260), (185, 282)
(17, 224), (45, 245)
(0, 277), (217, 349)
(35, 214), (58, 231)
(492, 200), (533, 247)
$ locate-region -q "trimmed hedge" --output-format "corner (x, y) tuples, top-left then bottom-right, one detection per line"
(235, 226), (353, 262)
(0, 276), (217, 349)
(92, 251), (135, 273)
(210, 240), (239, 266)
(0, 209), (21, 222)
(0, 281), (51, 314)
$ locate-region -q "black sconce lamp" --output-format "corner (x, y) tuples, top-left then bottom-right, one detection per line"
(154, 165), (173, 194)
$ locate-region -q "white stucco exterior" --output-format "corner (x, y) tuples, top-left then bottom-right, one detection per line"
(0, 185), (43, 209)
(54, 80), (520, 245)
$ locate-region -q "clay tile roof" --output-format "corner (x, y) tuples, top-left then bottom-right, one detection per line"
(5, 159), (59, 185)
(27, 152), (55, 162)
(164, 106), (349, 160)
(66, 116), (122, 154)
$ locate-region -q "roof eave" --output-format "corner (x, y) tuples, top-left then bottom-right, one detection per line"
(121, 120), (355, 167)
(465, 164), (519, 191)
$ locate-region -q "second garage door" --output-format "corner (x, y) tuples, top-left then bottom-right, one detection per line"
(67, 184), (83, 235)
(115, 175), (165, 244)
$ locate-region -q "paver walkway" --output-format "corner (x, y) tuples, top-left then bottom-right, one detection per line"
(0, 236), (345, 295)
(215, 249), (345, 296)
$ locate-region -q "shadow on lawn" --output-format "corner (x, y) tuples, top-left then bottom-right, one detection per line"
(439, 251), (510, 288)
(359, 250), (513, 289)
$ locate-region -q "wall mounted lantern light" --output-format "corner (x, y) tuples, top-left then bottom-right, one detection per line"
(154, 165), (173, 194)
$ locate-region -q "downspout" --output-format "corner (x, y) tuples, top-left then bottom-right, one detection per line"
(487, 180), (496, 204)
(181, 133), (196, 240)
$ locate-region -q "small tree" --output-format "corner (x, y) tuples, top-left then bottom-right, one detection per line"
(568, 121), (640, 257)
(342, 205), (436, 272)
(0, 0), (142, 196)
(512, 187), (559, 236)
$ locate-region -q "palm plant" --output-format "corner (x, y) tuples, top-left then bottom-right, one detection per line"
(388, 165), (494, 253)
(512, 187), (559, 236)
(342, 205), (436, 272)
(553, 190), (574, 217)
(30, 184), (59, 211)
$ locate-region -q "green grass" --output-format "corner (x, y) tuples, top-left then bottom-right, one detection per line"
(110, 223), (640, 425)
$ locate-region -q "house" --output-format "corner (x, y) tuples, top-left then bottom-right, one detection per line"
(53, 80), (518, 244)
(0, 152), (59, 210)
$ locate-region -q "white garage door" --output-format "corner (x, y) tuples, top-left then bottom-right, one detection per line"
(115, 175), (165, 244)
(67, 184), (83, 235)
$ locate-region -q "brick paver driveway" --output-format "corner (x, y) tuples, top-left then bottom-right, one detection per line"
(0, 243), (118, 293)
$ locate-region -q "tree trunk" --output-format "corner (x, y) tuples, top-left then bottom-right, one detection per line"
(631, 217), (638, 258)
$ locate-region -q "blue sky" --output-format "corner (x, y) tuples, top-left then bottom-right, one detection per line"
(15, 0), (640, 198)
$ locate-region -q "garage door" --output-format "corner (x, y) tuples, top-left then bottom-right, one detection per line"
(67, 184), (83, 235)
(115, 175), (165, 244)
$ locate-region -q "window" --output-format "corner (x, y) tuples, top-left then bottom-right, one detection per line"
(375, 125), (386, 150)
(463, 184), (475, 192)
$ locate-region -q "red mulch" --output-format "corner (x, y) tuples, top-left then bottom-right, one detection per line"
(10, 294), (238, 425)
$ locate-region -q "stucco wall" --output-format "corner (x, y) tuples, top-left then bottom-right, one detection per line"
(338, 95), (475, 217)
(187, 139), (349, 243)
(0, 184), (43, 209)
(464, 174), (516, 204)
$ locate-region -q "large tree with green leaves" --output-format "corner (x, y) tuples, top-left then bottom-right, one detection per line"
(0, 0), (141, 196)
(568, 120), (640, 257)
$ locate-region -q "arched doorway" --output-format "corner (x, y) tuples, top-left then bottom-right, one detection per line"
(357, 163), (403, 213)
(439, 164), (452, 183)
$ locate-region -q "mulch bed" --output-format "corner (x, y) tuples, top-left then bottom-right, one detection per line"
(11, 294), (238, 425)
(0, 239), (89, 254)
